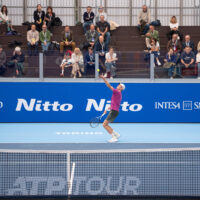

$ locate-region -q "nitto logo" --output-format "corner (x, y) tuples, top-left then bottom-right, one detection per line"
(16, 99), (73, 112)
(86, 99), (143, 112)
(15, 98), (142, 112)
(0, 101), (3, 110)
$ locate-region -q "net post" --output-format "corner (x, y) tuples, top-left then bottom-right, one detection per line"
(67, 151), (71, 195)
(150, 53), (155, 81)
(95, 53), (99, 79)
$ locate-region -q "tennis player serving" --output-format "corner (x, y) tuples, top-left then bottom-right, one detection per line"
(100, 74), (125, 143)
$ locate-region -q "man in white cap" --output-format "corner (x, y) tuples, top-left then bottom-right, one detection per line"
(7, 46), (25, 76)
(100, 74), (125, 143)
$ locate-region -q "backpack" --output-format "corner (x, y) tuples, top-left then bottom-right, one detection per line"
(55, 17), (62, 26)
(150, 20), (161, 27)
(8, 40), (23, 48)
(51, 41), (60, 50)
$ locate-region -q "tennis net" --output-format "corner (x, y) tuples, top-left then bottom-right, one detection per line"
(0, 148), (200, 197)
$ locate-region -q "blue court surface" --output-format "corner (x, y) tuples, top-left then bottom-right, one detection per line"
(0, 123), (200, 143)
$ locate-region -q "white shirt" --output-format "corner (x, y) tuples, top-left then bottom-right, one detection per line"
(105, 52), (117, 63)
(71, 53), (84, 65)
(138, 10), (151, 24)
(170, 22), (179, 29)
(61, 58), (72, 66)
(196, 53), (200, 63)
(0, 12), (9, 21)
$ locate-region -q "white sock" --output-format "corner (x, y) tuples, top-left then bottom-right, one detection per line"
(61, 69), (64, 74)
(111, 132), (115, 138)
(112, 131), (118, 138)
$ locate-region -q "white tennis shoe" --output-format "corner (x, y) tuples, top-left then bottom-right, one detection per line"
(108, 137), (118, 143)
(113, 131), (120, 139)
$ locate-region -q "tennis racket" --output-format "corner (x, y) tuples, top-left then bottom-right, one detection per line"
(90, 113), (106, 128)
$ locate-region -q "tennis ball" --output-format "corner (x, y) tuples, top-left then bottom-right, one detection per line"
(97, 69), (100, 72)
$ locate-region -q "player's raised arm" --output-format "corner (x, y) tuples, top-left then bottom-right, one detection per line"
(100, 74), (114, 91)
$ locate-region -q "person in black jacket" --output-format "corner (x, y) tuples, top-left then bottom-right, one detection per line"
(83, 6), (95, 33)
(34, 4), (45, 31)
(7, 47), (25, 77)
(84, 47), (95, 75)
(182, 35), (195, 52)
(44, 6), (55, 32)
(96, 15), (110, 47)
(94, 35), (108, 70)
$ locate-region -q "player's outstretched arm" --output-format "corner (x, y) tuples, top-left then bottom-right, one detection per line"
(99, 74), (114, 91)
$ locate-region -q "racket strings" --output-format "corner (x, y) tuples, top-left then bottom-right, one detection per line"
(90, 117), (101, 128)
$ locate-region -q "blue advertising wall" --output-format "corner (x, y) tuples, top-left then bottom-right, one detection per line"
(0, 82), (200, 123)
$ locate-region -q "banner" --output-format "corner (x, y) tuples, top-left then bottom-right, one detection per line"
(0, 82), (200, 123)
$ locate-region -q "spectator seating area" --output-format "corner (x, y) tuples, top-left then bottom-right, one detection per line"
(0, 25), (200, 78)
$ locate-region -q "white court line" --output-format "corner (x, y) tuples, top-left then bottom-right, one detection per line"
(56, 132), (104, 135)
(68, 162), (75, 195)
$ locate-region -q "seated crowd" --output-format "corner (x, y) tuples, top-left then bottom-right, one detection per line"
(0, 4), (200, 79)
(0, 4), (117, 78)
(139, 6), (200, 79)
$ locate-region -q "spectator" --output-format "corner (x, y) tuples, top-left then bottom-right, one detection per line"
(137, 5), (151, 35)
(71, 48), (84, 78)
(96, 15), (110, 46)
(196, 50), (200, 79)
(163, 48), (177, 79)
(95, 35), (108, 68)
(39, 24), (51, 53)
(179, 46), (195, 76)
(0, 5), (14, 32)
(7, 47), (25, 77)
(44, 6), (55, 32)
(145, 25), (159, 50)
(85, 24), (99, 49)
(0, 45), (6, 75)
(84, 47), (95, 75)
(197, 41), (200, 52)
(60, 26), (76, 53)
(167, 16), (183, 41)
(105, 47), (118, 79)
(182, 35), (195, 52)
(34, 4), (45, 31)
(167, 34), (182, 54)
(60, 50), (73, 77)
(96, 6), (107, 23)
(150, 39), (161, 66)
(27, 24), (39, 56)
(96, 6), (119, 31)
(83, 6), (95, 33)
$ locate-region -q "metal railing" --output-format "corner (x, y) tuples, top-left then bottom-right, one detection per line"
(1, 51), (200, 83)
